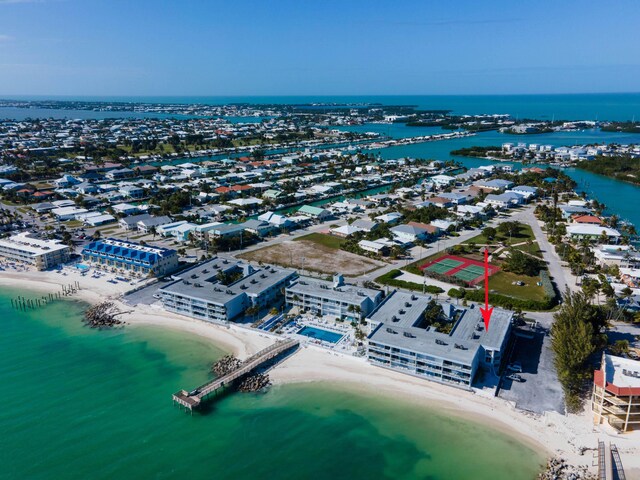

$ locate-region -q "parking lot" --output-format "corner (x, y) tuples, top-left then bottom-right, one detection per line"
(122, 278), (170, 306)
(498, 327), (565, 414)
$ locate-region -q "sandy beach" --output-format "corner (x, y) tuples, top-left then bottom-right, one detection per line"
(2, 266), (639, 477)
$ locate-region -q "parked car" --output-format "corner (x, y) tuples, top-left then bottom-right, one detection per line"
(507, 373), (525, 382)
(507, 362), (522, 373)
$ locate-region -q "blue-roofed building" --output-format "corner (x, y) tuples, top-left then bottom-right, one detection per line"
(81, 238), (179, 277)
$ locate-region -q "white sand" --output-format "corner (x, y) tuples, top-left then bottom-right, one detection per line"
(2, 267), (639, 476)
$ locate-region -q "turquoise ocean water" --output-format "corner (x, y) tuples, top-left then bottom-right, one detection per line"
(3, 92), (640, 120)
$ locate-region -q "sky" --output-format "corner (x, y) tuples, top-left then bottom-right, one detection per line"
(0, 0), (639, 96)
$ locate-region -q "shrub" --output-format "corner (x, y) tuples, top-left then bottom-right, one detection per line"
(463, 289), (556, 311)
(448, 287), (465, 299)
(375, 269), (444, 294)
(539, 270), (557, 300)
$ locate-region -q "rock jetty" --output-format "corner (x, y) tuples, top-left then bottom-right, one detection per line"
(237, 373), (271, 392)
(537, 458), (596, 480)
(83, 302), (125, 328)
(211, 355), (242, 376)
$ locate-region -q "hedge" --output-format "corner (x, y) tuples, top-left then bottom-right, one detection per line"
(376, 269), (444, 294)
(539, 270), (557, 300)
(462, 289), (556, 311)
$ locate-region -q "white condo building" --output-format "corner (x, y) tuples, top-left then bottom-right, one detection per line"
(0, 232), (70, 270)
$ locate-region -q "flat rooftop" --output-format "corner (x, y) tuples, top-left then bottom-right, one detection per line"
(160, 257), (296, 305)
(0, 232), (68, 255)
(367, 291), (512, 364)
(287, 276), (381, 304)
(604, 354), (640, 389)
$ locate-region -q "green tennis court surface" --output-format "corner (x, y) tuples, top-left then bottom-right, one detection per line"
(454, 268), (484, 282)
(426, 259), (463, 274)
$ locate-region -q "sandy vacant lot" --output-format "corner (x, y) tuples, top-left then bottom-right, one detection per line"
(238, 239), (384, 276)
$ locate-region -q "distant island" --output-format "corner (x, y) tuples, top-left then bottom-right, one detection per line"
(600, 121), (640, 134)
(577, 155), (640, 185)
(450, 146), (507, 158)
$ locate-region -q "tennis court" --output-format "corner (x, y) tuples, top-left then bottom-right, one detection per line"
(420, 254), (499, 285)
(425, 258), (463, 274)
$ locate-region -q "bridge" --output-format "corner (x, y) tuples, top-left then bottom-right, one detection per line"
(172, 338), (299, 412)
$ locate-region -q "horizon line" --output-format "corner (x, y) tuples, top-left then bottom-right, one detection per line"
(2, 91), (640, 100)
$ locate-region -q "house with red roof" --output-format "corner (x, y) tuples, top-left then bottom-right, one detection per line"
(572, 214), (604, 225)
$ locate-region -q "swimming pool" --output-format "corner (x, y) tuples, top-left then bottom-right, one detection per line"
(75, 264), (90, 271)
(297, 326), (344, 344)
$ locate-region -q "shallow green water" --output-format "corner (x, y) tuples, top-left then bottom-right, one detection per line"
(0, 288), (544, 480)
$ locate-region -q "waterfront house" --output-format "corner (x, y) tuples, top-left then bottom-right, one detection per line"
(571, 215), (604, 225)
(431, 175), (456, 187)
(475, 179), (514, 191)
(258, 211), (295, 229)
(566, 225), (621, 243)
(298, 205), (331, 221)
(592, 245), (640, 268)
(241, 219), (275, 237)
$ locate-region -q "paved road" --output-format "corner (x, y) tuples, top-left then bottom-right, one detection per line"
(521, 208), (574, 295)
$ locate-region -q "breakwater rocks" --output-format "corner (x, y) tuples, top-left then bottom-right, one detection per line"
(211, 355), (242, 376)
(210, 356), (271, 392)
(537, 458), (595, 480)
(83, 302), (125, 328)
(237, 373), (271, 392)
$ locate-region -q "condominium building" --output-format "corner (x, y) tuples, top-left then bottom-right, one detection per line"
(592, 353), (640, 433)
(0, 232), (70, 270)
(159, 257), (296, 323)
(81, 238), (178, 276)
(366, 291), (512, 388)
(285, 274), (383, 321)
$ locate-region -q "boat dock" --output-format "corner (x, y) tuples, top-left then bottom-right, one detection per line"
(172, 338), (299, 412)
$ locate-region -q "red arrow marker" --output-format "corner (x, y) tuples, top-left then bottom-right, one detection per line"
(479, 247), (493, 331)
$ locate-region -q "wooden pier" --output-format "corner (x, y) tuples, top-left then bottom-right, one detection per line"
(172, 338), (299, 412)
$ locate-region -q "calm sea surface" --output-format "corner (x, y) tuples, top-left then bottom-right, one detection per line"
(3, 93), (640, 120)
(0, 289), (544, 480)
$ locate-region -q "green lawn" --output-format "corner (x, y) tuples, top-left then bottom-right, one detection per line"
(488, 271), (547, 302)
(294, 233), (345, 249)
(464, 223), (536, 246)
(518, 241), (543, 258)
